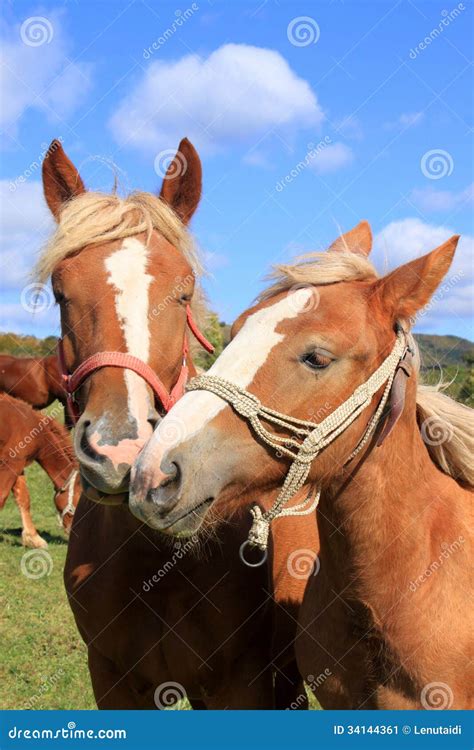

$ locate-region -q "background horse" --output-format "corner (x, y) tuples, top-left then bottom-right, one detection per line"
(130, 233), (472, 710)
(0, 394), (79, 548)
(38, 138), (294, 709)
(0, 353), (66, 413)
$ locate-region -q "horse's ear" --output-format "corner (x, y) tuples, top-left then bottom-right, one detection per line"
(42, 140), (86, 221)
(328, 221), (372, 256)
(159, 138), (202, 224)
(374, 236), (460, 322)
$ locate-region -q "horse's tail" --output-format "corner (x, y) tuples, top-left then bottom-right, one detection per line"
(416, 383), (473, 487)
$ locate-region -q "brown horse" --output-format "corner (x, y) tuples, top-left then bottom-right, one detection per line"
(0, 353), (65, 409)
(0, 393), (80, 548)
(37, 139), (306, 709)
(130, 232), (473, 710)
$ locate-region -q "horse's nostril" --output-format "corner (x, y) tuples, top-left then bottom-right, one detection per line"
(159, 461), (180, 488)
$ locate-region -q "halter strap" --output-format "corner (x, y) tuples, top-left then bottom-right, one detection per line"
(58, 304), (214, 424)
(186, 331), (407, 551)
(55, 469), (79, 524)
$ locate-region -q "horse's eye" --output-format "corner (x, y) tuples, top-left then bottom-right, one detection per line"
(300, 350), (332, 370)
(180, 293), (193, 303)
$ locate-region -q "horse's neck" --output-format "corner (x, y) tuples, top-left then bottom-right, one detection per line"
(318, 385), (462, 604)
(36, 424), (75, 489)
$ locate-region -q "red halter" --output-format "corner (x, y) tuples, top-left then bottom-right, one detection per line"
(58, 304), (214, 424)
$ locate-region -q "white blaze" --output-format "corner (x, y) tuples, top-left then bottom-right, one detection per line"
(143, 289), (313, 463)
(105, 238), (153, 430)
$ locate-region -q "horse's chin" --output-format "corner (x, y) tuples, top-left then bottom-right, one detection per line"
(80, 473), (129, 506)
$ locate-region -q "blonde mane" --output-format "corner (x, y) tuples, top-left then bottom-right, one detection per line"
(34, 190), (209, 336)
(35, 190), (203, 283)
(259, 250), (473, 488)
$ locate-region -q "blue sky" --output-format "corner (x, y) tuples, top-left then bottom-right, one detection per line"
(1, 0), (472, 340)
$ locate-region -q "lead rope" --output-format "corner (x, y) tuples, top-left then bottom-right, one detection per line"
(186, 332), (406, 553)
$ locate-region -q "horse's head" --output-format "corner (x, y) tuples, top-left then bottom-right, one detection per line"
(129, 223), (459, 536)
(40, 139), (204, 501)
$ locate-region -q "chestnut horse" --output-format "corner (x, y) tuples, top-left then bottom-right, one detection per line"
(0, 353), (65, 410)
(37, 139), (305, 709)
(130, 234), (473, 709)
(0, 394), (79, 547)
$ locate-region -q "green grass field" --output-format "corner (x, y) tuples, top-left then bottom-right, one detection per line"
(0, 457), (96, 709)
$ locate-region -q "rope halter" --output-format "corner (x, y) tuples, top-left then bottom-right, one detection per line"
(55, 469), (79, 527)
(186, 330), (407, 556)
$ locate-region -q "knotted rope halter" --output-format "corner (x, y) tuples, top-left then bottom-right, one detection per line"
(58, 304), (214, 423)
(187, 329), (408, 558)
(55, 468), (79, 527)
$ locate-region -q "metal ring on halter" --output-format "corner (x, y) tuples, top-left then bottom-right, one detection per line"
(239, 539), (268, 568)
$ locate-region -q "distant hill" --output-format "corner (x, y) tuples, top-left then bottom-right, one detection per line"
(416, 334), (473, 369)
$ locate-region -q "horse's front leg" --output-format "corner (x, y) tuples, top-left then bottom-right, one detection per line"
(13, 474), (48, 549)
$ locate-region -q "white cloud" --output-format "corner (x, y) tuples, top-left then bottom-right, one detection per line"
(309, 142), (353, 174)
(373, 217), (473, 330)
(109, 44), (323, 154)
(0, 180), (53, 289)
(409, 183), (473, 212)
(0, 12), (93, 138)
(384, 112), (424, 130)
